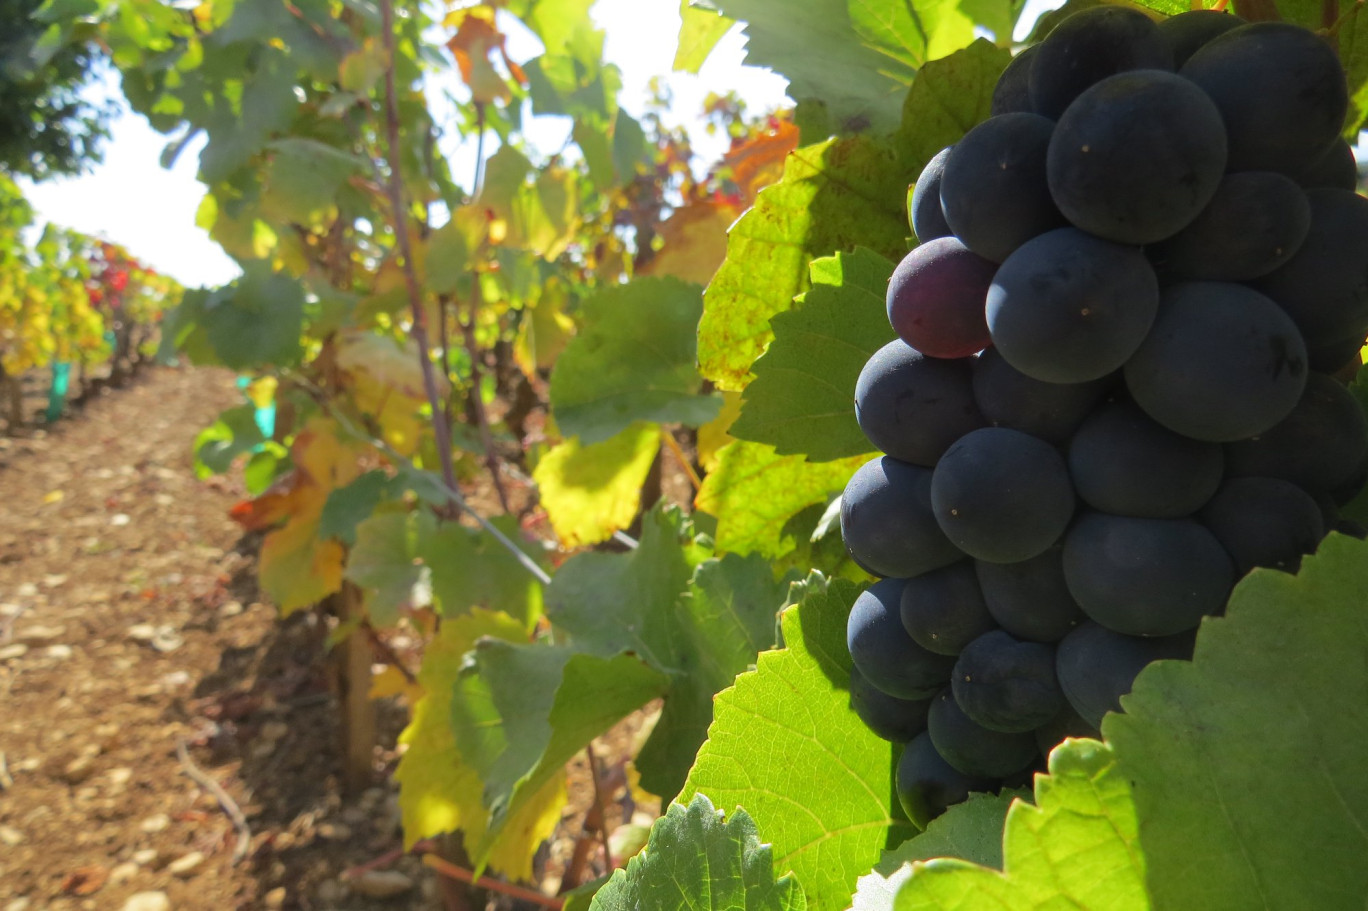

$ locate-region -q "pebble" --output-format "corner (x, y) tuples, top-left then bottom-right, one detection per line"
(0, 644), (28, 660)
(17, 624), (64, 643)
(133, 848), (158, 865)
(61, 754), (96, 784)
(0, 825), (23, 846)
(260, 720), (289, 742)
(350, 870), (414, 898)
(262, 887), (287, 909)
(46, 644), (74, 660)
(139, 813), (170, 833)
(316, 822), (351, 841)
(121, 893), (170, 911)
(107, 767), (134, 786)
(219, 600), (244, 617)
(109, 861), (140, 884)
(5, 899), (31, 911)
(315, 880), (345, 904)
(168, 850), (205, 877)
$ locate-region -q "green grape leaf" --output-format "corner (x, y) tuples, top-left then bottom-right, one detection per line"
(894, 37), (1011, 172)
(393, 609), (565, 880)
(1341, 5), (1368, 137)
(423, 515), (546, 631)
(318, 470), (402, 546)
(893, 739), (1145, 909)
(675, 1), (736, 73)
(709, 0), (920, 133)
(533, 421), (662, 547)
(682, 573), (916, 911)
(697, 39), (1007, 393)
(196, 262), (305, 369)
(1106, 532), (1368, 910)
(695, 441), (871, 557)
(547, 506), (793, 798)
(589, 794), (806, 911)
(450, 642), (671, 870)
(550, 276), (720, 444)
(344, 510), (431, 627)
(729, 249), (896, 460)
(851, 790), (1020, 911)
(260, 138), (365, 225)
(697, 135), (909, 392)
(551, 516), (793, 800)
(193, 404), (267, 477)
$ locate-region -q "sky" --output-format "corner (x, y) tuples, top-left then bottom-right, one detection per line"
(17, 0), (794, 288)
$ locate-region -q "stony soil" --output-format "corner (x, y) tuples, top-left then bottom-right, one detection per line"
(0, 367), (633, 911)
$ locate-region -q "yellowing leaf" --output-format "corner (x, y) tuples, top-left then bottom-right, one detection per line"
(258, 504), (347, 615)
(369, 663), (423, 703)
(533, 422), (660, 547)
(513, 282), (576, 377)
(394, 609), (565, 880)
(697, 390), (742, 474)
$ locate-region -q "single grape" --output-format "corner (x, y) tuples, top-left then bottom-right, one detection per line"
(1124, 282), (1307, 442)
(1147, 171), (1311, 282)
(886, 237), (996, 359)
(1200, 478), (1325, 575)
(931, 427), (1076, 564)
(1297, 138), (1359, 191)
(941, 113), (1065, 263)
(1047, 70), (1227, 244)
(896, 732), (995, 827)
(841, 456), (964, 579)
(991, 45), (1038, 116)
(971, 348), (1114, 446)
(1067, 398), (1224, 518)
(911, 147), (954, 243)
(1055, 621), (1196, 728)
(1156, 9), (1243, 67)
(854, 340), (984, 467)
(899, 561), (997, 656)
(927, 688), (1040, 778)
(987, 227), (1158, 384)
(1181, 22), (1348, 174)
(1225, 372), (1368, 495)
(850, 665), (932, 743)
(975, 545), (1087, 644)
(847, 578), (958, 699)
(1250, 188), (1368, 370)
(951, 630), (1064, 733)
(1062, 512), (1235, 637)
(1029, 6), (1172, 119)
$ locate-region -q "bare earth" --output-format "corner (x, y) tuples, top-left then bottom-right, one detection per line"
(0, 368), (451, 910)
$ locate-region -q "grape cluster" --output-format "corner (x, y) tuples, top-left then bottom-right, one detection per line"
(843, 8), (1368, 824)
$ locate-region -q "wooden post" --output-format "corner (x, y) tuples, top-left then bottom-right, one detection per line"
(330, 581), (376, 795)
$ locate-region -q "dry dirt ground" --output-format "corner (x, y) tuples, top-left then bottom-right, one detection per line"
(0, 367), (629, 911)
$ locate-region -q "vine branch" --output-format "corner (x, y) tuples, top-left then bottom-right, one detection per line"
(378, 0), (461, 498)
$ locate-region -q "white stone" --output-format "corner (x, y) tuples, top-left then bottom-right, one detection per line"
(139, 813), (170, 833)
(46, 644), (73, 660)
(0, 825), (23, 846)
(350, 870), (413, 898)
(121, 892), (170, 911)
(133, 848), (158, 865)
(17, 624), (63, 643)
(109, 861), (140, 884)
(0, 644), (28, 660)
(167, 850), (205, 877)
